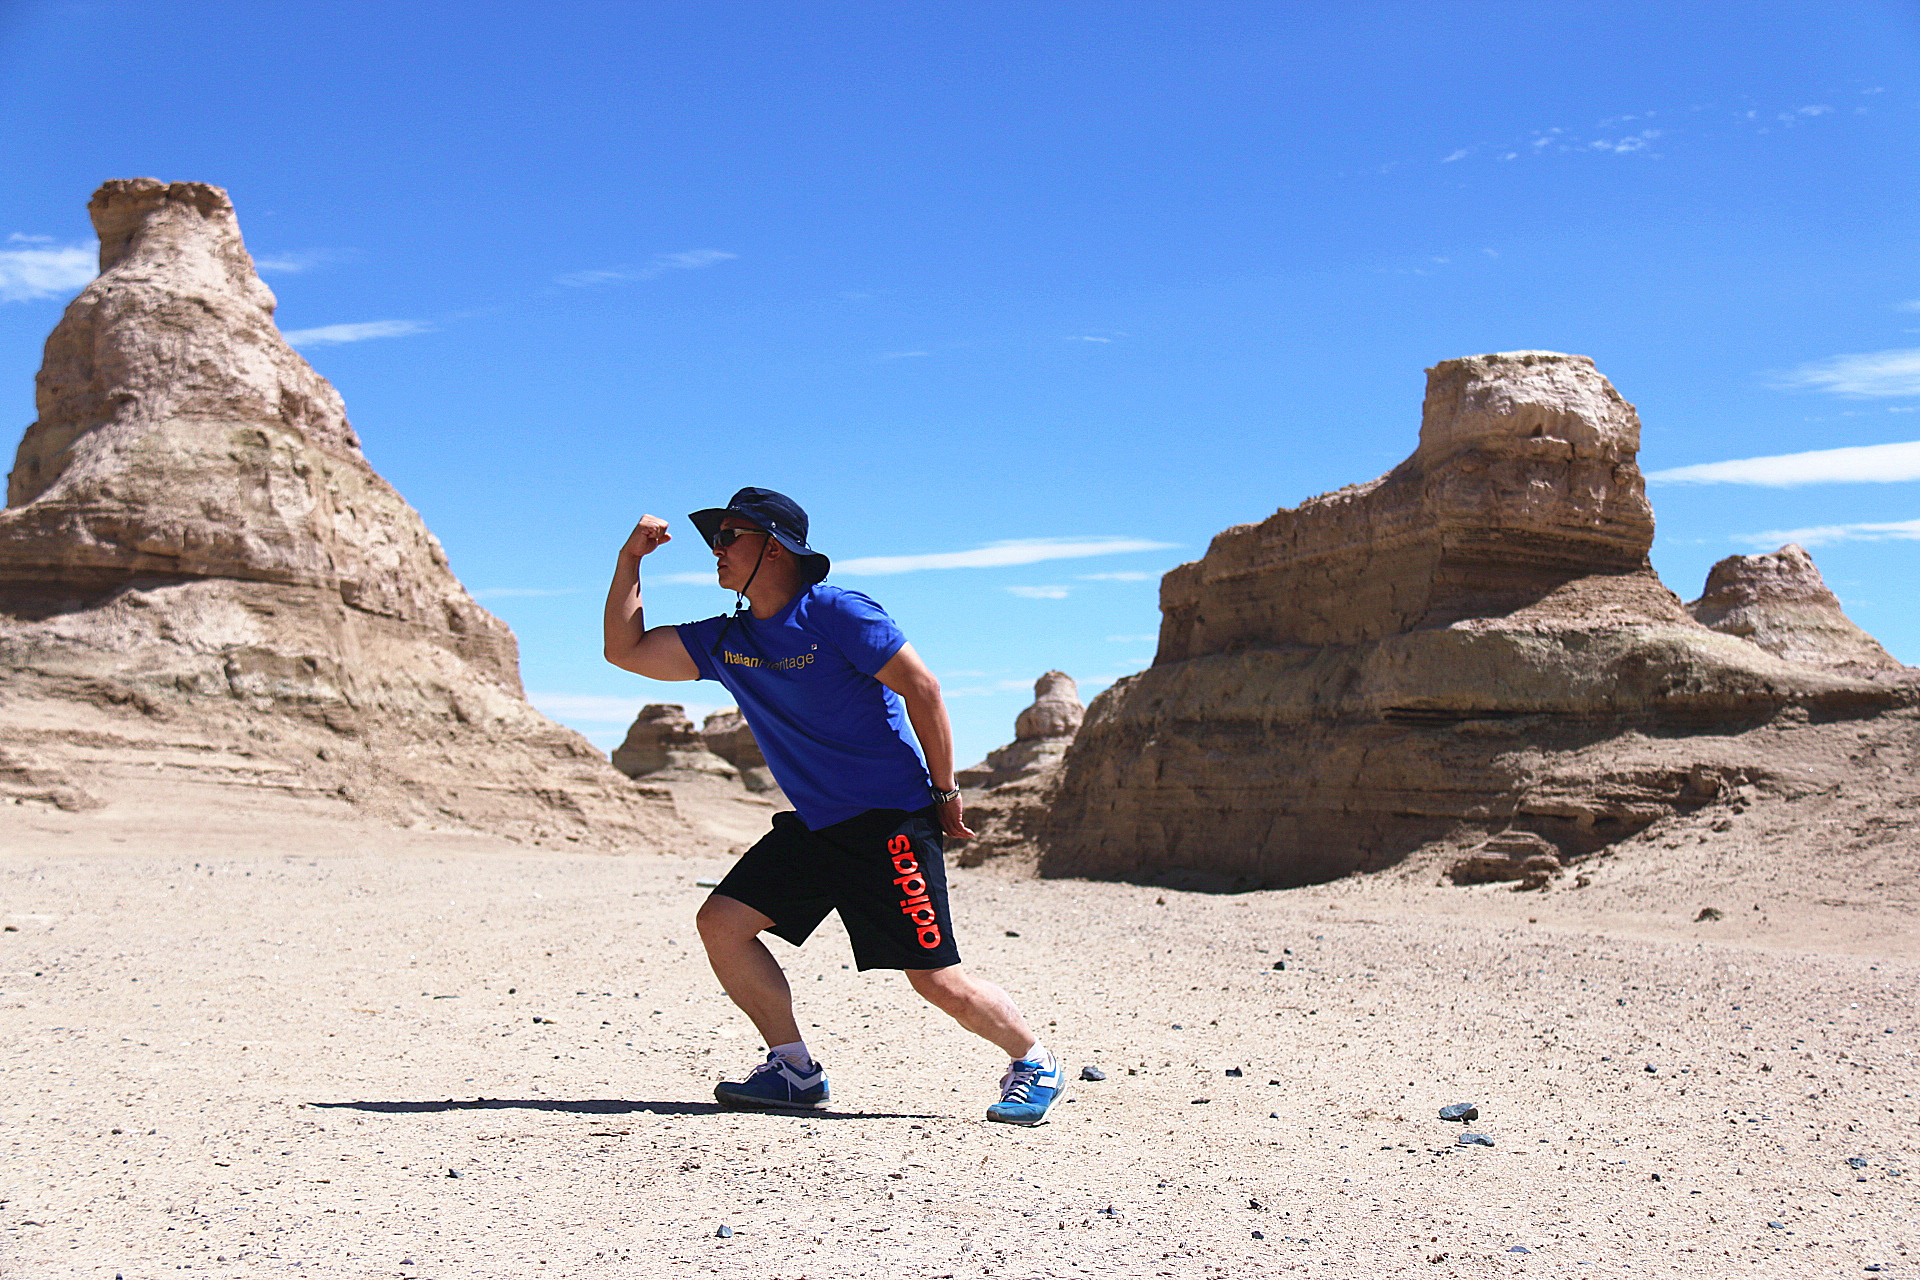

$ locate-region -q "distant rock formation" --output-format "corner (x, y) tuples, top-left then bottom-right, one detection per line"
(611, 705), (737, 780)
(953, 672), (1084, 867)
(0, 179), (678, 847)
(1689, 544), (1903, 673)
(1042, 351), (1914, 890)
(958, 671), (1083, 791)
(700, 708), (781, 793)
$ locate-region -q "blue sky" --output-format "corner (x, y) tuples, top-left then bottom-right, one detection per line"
(3, 1), (1918, 765)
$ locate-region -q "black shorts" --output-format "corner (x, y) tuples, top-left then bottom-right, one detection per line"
(713, 805), (962, 972)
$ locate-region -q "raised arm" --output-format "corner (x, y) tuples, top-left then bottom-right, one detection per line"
(603, 515), (701, 681)
(874, 642), (975, 839)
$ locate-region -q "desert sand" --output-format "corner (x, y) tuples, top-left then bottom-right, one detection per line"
(2, 781), (1913, 1279)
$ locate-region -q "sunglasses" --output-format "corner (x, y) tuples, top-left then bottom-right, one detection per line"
(711, 527), (772, 549)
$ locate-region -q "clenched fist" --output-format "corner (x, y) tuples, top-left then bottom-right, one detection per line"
(622, 515), (672, 558)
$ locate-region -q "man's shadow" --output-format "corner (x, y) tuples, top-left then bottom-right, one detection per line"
(308, 1097), (942, 1120)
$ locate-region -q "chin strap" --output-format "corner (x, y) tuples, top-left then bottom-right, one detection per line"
(709, 539), (770, 658)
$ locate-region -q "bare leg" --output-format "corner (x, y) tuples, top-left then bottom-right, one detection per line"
(906, 965), (1037, 1059)
(695, 894), (802, 1050)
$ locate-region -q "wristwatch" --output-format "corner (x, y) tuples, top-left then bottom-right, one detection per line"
(931, 787), (961, 804)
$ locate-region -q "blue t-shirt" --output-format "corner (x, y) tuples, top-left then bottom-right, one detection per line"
(678, 584), (932, 830)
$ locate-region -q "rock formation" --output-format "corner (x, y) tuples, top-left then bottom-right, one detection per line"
(1041, 351), (1916, 890)
(957, 671), (1083, 791)
(953, 673), (1084, 868)
(700, 708), (780, 793)
(611, 705), (738, 780)
(1689, 544), (1903, 673)
(0, 178), (678, 848)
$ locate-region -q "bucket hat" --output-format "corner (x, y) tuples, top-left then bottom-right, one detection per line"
(689, 487), (830, 584)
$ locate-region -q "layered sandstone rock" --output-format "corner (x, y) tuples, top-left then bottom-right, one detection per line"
(700, 708), (780, 793)
(958, 671), (1083, 791)
(611, 705), (738, 780)
(0, 179), (678, 848)
(1042, 351), (1913, 889)
(1689, 544), (1903, 673)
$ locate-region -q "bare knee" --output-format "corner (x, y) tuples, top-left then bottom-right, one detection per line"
(697, 894), (771, 949)
(908, 965), (974, 1011)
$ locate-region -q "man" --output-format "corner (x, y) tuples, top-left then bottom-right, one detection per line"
(601, 487), (1065, 1125)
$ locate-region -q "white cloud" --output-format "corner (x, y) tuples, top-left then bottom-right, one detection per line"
(529, 691), (731, 728)
(1078, 570), (1154, 581)
(253, 249), (334, 274)
(0, 240), (96, 302)
(1736, 518), (1920, 549)
(1441, 148), (1471, 163)
(880, 350), (930, 360)
(1781, 348), (1920, 397)
(468, 587), (585, 600)
(557, 249), (735, 287)
(1646, 440), (1920, 487)
(1067, 335), (1112, 343)
(835, 536), (1175, 576)
(1895, 300), (1920, 313)
(1106, 634), (1156, 643)
(282, 319), (434, 347)
(1006, 585), (1070, 599)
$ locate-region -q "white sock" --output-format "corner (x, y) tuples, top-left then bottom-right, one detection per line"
(770, 1040), (813, 1070)
(1017, 1041), (1053, 1067)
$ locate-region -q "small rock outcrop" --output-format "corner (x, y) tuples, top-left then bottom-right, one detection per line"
(958, 671), (1084, 791)
(954, 672), (1084, 867)
(611, 705), (737, 780)
(1041, 351), (1914, 889)
(1689, 544), (1903, 673)
(700, 708), (780, 792)
(0, 179), (678, 847)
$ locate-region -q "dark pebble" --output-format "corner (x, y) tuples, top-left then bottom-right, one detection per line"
(1651, 1173), (1661, 1182)
(1005, 930), (1020, 937)
(446, 1168), (461, 1178)
(1249, 1198), (1264, 1210)
(1225, 1067), (1243, 1077)
(1251, 1230), (1265, 1240)
(1439, 1103), (1478, 1122)
(1644, 1064), (1658, 1074)
(1272, 960), (1286, 970)
(1080, 1065), (1106, 1082)
(1191, 1098), (1210, 1104)
(1457, 1133), (1494, 1147)
(715, 1224), (733, 1239)
(1768, 1221), (1786, 1230)
(1866, 1265), (1884, 1272)
(1848, 1157), (1869, 1169)
(1508, 1246), (1531, 1254)
(1171, 1024), (1183, 1030)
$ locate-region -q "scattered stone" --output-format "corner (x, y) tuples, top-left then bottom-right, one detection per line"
(1251, 1230), (1265, 1240)
(715, 1225), (733, 1239)
(446, 1168), (461, 1178)
(1225, 1067), (1243, 1077)
(1847, 1157), (1869, 1169)
(1508, 1246), (1532, 1254)
(1439, 1103), (1478, 1122)
(1005, 930), (1020, 937)
(1768, 1221), (1786, 1230)
(1249, 1198), (1265, 1210)
(1695, 907), (1724, 922)
(1272, 960), (1286, 970)
(1457, 1133), (1494, 1147)
(1191, 1098), (1210, 1105)
(1079, 1065), (1106, 1082)
(1644, 1064), (1658, 1074)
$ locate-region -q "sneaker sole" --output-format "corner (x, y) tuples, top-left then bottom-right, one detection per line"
(713, 1084), (828, 1110)
(985, 1069), (1068, 1126)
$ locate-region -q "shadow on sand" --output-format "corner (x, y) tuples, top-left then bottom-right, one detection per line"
(307, 1097), (941, 1120)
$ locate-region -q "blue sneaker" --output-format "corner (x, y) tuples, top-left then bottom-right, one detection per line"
(714, 1051), (829, 1110)
(986, 1053), (1066, 1125)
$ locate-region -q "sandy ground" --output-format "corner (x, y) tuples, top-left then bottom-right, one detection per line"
(1, 788), (1916, 1280)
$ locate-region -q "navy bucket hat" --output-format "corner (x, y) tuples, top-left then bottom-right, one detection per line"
(689, 487), (831, 584)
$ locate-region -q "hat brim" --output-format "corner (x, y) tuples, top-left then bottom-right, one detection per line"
(688, 507), (830, 584)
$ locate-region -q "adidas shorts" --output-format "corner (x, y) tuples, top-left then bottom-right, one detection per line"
(712, 805), (962, 971)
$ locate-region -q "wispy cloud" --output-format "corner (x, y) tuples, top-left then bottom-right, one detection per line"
(1777, 348), (1920, 398)
(0, 239), (95, 302)
(1078, 570), (1154, 581)
(1106, 634), (1156, 643)
(1736, 518), (1920, 549)
(253, 249), (339, 275)
(943, 679), (1036, 698)
(879, 350), (930, 360)
(282, 319), (434, 348)
(527, 693), (653, 724)
(835, 536), (1175, 576)
(469, 587), (586, 601)
(1006, 585), (1070, 599)
(1066, 335), (1114, 343)
(1647, 440), (1920, 487)
(557, 249), (735, 288)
